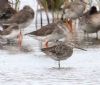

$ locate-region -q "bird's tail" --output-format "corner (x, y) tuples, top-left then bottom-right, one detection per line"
(25, 31), (34, 35)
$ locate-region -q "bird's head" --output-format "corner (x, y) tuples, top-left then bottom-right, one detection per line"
(23, 5), (34, 13)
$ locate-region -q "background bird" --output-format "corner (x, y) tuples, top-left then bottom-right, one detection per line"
(62, 0), (86, 33)
(1, 5), (35, 47)
(3, 5), (34, 29)
(0, 0), (17, 21)
(79, 6), (100, 39)
(0, 23), (21, 46)
(26, 20), (71, 48)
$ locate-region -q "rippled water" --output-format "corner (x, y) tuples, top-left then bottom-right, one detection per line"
(0, 37), (100, 85)
(0, 0), (100, 85)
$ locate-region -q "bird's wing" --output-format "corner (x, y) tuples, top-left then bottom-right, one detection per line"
(7, 10), (32, 24)
(0, 23), (18, 35)
(42, 45), (66, 56)
(27, 23), (56, 36)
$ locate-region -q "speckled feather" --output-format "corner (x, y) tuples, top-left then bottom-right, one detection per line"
(29, 23), (58, 36)
(41, 42), (73, 61)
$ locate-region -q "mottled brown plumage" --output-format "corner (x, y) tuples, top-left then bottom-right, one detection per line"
(0, 23), (19, 35)
(0, 0), (16, 20)
(2, 5), (34, 29)
(62, 0), (86, 19)
(28, 23), (57, 36)
(41, 41), (73, 68)
(27, 21), (69, 42)
(41, 41), (86, 68)
(0, 23), (20, 40)
(41, 42), (73, 60)
(0, 6), (34, 47)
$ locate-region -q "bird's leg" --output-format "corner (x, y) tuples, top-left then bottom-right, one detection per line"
(56, 40), (59, 42)
(65, 19), (73, 33)
(45, 39), (48, 48)
(7, 39), (10, 44)
(35, 5), (38, 30)
(45, 41), (48, 48)
(58, 60), (60, 69)
(18, 30), (23, 48)
(86, 33), (89, 39)
(40, 9), (43, 27)
(84, 31), (86, 38)
(96, 32), (98, 39)
(68, 19), (73, 31)
(45, 10), (50, 24)
(84, 31), (89, 40)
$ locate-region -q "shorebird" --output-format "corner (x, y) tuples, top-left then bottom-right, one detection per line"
(0, 23), (19, 39)
(0, 23), (21, 46)
(26, 20), (71, 48)
(3, 5), (34, 28)
(41, 41), (86, 68)
(0, 0), (16, 21)
(0, 7), (17, 21)
(79, 6), (100, 39)
(62, 0), (86, 33)
(1, 5), (34, 47)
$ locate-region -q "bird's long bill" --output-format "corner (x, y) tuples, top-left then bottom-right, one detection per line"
(75, 46), (87, 51)
(67, 42), (87, 51)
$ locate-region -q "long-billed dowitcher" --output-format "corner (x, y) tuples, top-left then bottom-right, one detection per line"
(41, 41), (86, 68)
(79, 6), (100, 39)
(3, 5), (34, 29)
(62, 0), (86, 33)
(26, 20), (71, 48)
(1, 5), (34, 47)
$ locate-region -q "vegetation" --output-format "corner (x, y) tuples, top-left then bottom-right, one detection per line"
(10, 0), (20, 11)
(37, 0), (68, 26)
(38, 0), (65, 11)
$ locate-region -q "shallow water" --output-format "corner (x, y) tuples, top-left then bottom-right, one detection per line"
(0, 0), (100, 85)
(0, 46), (100, 85)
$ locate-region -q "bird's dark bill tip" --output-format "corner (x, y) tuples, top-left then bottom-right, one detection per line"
(76, 47), (87, 51)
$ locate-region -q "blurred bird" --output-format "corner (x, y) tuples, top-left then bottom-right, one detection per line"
(0, 0), (17, 21)
(1, 5), (34, 47)
(0, 23), (19, 39)
(62, 0), (86, 33)
(26, 21), (70, 48)
(79, 6), (100, 39)
(41, 41), (86, 68)
(0, 23), (21, 46)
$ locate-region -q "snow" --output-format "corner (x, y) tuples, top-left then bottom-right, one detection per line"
(0, 0), (100, 85)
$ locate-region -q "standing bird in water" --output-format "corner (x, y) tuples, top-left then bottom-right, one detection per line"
(41, 41), (86, 68)
(0, 5), (34, 47)
(26, 21), (70, 48)
(62, 0), (86, 33)
(79, 6), (100, 39)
